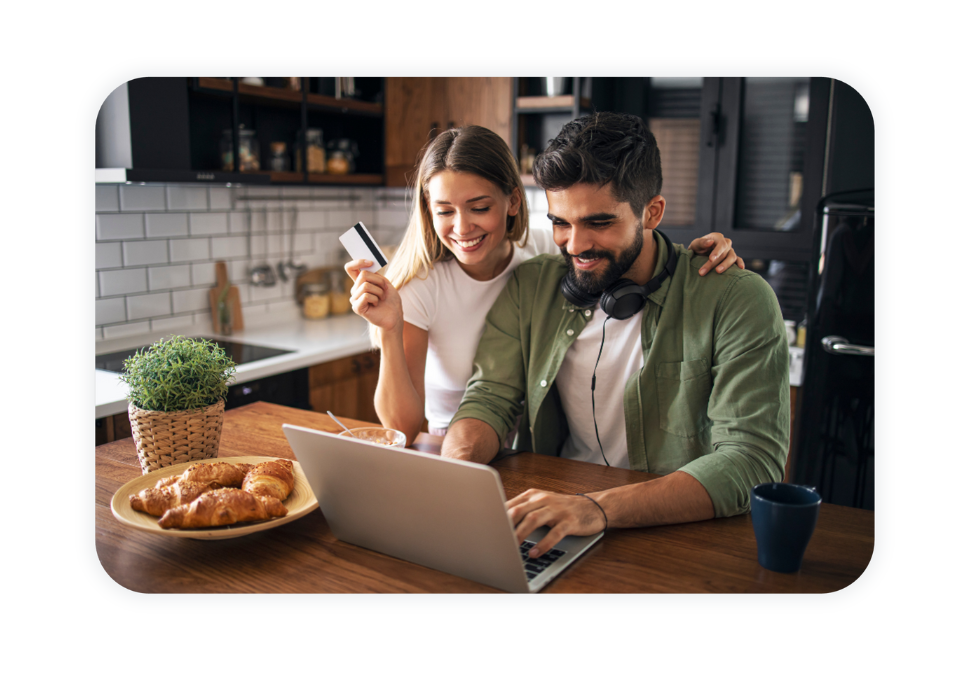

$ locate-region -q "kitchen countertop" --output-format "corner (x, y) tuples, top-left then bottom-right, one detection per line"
(96, 308), (807, 418)
(96, 310), (373, 418)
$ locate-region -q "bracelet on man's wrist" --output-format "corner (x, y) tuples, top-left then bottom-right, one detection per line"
(576, 493), (608, 533)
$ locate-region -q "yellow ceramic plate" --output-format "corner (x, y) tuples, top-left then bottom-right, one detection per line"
(110, 456), (318, 540)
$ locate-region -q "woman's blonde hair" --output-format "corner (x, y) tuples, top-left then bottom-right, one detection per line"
(371, 126), (530, 346)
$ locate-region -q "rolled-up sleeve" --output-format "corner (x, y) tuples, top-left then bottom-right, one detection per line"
(450, 269), (527, 443)
(678, 275), (790, 517)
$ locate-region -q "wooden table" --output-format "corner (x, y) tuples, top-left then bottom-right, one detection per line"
(96, 402), (873, 593)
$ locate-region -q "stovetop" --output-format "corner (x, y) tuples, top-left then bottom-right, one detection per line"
(95, 338), (294, 374)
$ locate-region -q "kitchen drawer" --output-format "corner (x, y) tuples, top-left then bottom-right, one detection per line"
(309, 351), (379, 388)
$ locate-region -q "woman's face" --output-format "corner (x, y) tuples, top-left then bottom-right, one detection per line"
(426, 170), (521, 281)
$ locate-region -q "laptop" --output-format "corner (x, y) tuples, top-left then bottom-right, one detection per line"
(282, 424), (603, 593)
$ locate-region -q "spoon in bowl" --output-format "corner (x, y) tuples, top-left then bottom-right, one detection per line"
(327, 411), (352, 435)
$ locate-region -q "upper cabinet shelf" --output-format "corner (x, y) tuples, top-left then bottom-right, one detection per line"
(95, 78), (386, 186)
(515, 95), (592, 114)
(194, 78), (382, 117)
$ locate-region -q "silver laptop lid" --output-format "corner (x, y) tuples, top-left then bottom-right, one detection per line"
(283, 424), (530, 593)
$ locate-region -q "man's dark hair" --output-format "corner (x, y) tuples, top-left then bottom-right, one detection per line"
(532, 112), (662, 217)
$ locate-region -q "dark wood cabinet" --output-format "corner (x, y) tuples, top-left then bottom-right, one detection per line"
(384, 78), (512, 187)
(308, 351), (381, 424)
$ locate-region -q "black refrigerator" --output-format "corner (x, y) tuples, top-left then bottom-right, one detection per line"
(793, 188), (874, 509)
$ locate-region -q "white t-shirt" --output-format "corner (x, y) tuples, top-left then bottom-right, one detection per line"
(400, 227), (559, 431)
(557, 304), (645, 469)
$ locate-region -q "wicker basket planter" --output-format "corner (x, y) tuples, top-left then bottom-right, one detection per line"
(129, 400), (225, 474)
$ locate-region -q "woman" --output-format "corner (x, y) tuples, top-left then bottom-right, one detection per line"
(345, 126), (743, 445)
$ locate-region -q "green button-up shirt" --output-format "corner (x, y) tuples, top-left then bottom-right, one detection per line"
(451, 232), (790, 517)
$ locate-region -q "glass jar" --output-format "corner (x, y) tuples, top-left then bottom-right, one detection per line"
(329, 268), (352, 315)
(302, 282), (331, 319)
(269, 142), (289, 172)
(295, 128), (326, 173)
(325, 138), (358, 174)
(220, 126), (260, 172)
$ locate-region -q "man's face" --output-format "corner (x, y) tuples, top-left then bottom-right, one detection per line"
(546, 183), (648, 295)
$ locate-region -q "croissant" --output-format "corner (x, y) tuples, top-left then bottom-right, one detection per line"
(158, 488), (288, 529)
(130, 480), (219, 516)
(180, 462), (248, 488)
(242, 459), (295, 501)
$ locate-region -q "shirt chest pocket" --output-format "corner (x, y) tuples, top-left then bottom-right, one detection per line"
(655, 359), (712, 438)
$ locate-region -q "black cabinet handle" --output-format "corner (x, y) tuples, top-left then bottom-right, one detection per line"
(351, 359), (362, 374)
(706, 103), (721, 148)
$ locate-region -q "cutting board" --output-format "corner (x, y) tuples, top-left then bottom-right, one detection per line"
(208, 261), (244, 332)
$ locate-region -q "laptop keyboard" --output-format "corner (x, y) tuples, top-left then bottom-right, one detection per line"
(520, 541), (567, 581)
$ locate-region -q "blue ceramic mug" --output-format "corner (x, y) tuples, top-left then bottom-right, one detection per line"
(750, 483), (822, 573)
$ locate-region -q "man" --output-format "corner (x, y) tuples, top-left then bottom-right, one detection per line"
(441, 112), (790, 559)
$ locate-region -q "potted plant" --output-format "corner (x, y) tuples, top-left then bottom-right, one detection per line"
(120, 336), (237, 474)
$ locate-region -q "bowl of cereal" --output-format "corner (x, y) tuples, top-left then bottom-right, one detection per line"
(338, 427), (407, 448)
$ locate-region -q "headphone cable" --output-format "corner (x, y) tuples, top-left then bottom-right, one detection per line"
(591, 314), (610, 467)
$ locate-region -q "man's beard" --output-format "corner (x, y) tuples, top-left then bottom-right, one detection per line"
(561, 225), (644, 296)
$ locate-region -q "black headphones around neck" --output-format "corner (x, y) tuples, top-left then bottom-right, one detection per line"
(559, 229), (678, 320)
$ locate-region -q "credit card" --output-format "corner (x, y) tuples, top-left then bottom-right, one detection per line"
(338, 222), (388, 273)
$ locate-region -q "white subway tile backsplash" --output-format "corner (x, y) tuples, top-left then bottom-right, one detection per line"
(123, 239), (169, 266)
(314, 233), (346, 264)
(191, 262), (216, 287)
(103, 321), (151, 340)
(146, 213), (189, 238)
(296, 210), (325, 231)
(172, 288), (211, 314)
(95, 182), (402, 334)
(169, 238), (210, 262)
(166, 186), (209, 211)
(209, 187), (232, 211)
(120, 185), (166, 211)
(211, 235), (248, 259)
(100, 268), (147, 296)
(229, 260), (251, 284)
(148, 264), (192, 290)
(229, 211), (249, 234)
(96, 298), (126, 325)
(375, 207), (408, 227)
(127, 292), (172, 320)
(249, 283), (285, 303)
(150, 314), (196, 333)
(96, 242), (123, 269)
(245, 186), (281, 199)
(97, 213), (144, 240)
(326, 209), (358, 231)
(293, 232), (314, 253)
(189, 212), (228, 236)
(96, 185), (120, 212)
(265, 298), (302, 317)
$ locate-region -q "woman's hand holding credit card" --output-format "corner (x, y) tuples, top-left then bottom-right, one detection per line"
(341, 222), (402, 333)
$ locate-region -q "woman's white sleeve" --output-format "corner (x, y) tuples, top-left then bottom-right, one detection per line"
(399, 277), (435, 331)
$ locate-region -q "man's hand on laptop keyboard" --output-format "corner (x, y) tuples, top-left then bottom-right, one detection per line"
(505, 489), (607, 558)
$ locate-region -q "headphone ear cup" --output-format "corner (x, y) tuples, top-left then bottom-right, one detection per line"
(600, 279), (647, 320)
(560, 272), (599, 309)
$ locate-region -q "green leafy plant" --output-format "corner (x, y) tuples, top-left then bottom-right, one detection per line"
(120, 336), (237, 412)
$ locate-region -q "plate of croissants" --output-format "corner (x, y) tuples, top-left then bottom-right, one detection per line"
(110, 456), (318, 539)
